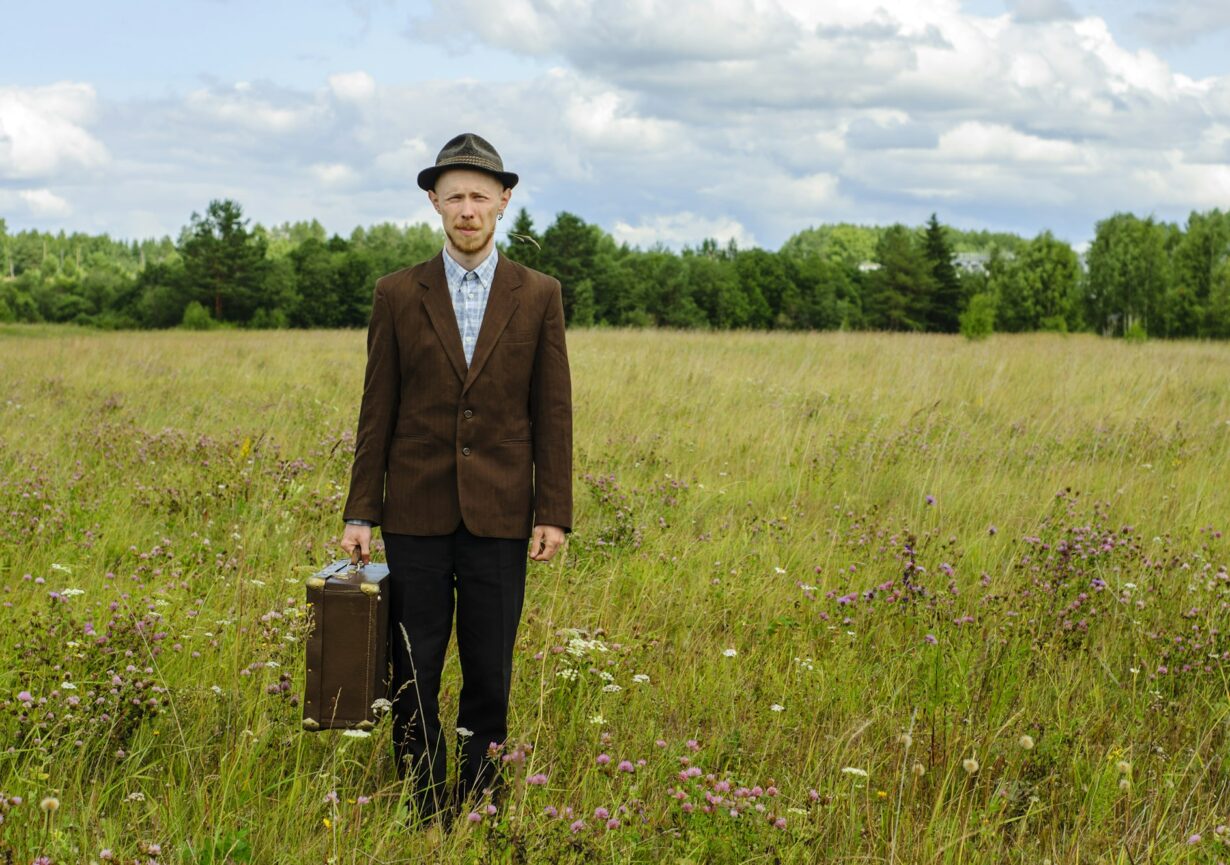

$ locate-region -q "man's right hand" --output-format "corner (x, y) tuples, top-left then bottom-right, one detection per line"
(341, 524), (372, 565)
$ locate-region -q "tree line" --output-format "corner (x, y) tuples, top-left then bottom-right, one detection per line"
(2, 202), (1228, 339)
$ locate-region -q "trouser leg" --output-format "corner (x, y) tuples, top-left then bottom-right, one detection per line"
(383, 531), (455, 821)
(453, 522), (527, 804)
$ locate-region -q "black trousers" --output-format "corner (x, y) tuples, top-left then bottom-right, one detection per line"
(383, 522), (527, 819)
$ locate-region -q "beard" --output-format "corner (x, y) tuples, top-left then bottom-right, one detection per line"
(446, 220), (495, 255)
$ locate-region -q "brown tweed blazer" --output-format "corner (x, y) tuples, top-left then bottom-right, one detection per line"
(342, 251), (573, 539)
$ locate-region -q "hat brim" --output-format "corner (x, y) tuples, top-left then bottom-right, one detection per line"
(417, 164), (519, 192)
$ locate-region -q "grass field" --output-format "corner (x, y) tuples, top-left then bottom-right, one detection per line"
(1, 324), (1229, 864)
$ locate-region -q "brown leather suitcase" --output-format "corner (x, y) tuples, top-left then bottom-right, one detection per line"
(302, 554), (391, 731)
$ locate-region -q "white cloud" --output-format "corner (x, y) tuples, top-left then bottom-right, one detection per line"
(1134, 0), (1230, 46)
(19, 188), (73, 218)
(612, 212), (756, 249)
(311, 162), (358, 185)
(184, 83), (327, 133)
(0, 83), (108, 179)
(1009, 0), (1078, 23)
(328, 70), (376, 103)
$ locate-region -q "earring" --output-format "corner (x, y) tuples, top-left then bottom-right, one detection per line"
(498, 211), (504, 221)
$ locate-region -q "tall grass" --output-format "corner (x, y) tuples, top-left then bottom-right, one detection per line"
(1, 324), (1228, 863)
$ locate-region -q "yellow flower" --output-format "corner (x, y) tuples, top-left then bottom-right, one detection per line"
(876, 790), (888, 799)
(323, 817), (332, 829)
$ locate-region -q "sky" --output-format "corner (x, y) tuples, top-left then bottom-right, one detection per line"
(1, 0), (1229, 251)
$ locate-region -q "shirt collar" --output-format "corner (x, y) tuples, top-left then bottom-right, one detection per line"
(443, 245), (499, 290)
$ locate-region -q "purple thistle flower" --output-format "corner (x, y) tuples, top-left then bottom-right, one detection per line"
(606, 818), (620, 829)
(570, 819), (585, 833)
(594, 806), (610, 820)
(596, 753), (611, 766)
(323, 790), (339, 805)
(544, 805), (558, 818)
(527, 773), (548, 786)
(467, 811), (482, 823)
(924, 634), (938, 645)
(925, 494), (936, 506)
(617, 760), (634, 773)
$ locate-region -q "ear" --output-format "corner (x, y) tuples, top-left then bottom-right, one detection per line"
(500, 187), (512, 210)
(427, 189), (440, 213)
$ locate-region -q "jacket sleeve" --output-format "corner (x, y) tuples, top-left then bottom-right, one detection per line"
(529, 278), (574, 533)
(342, 280), (400, 526)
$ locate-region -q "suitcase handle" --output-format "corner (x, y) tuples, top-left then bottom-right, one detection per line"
(350, 548), (364, 570)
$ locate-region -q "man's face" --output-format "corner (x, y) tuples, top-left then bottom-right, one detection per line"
(428, 169), (511, 258)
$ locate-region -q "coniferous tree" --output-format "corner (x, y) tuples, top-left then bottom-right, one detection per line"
(180, 199), (270, 322)
(921, 214), (962, 332)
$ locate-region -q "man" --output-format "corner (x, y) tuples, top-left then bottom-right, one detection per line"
(339, 132), (572, 824)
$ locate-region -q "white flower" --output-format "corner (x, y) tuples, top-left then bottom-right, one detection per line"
(602, 684), (622, 693)
(774, 567), (787, 574)
(596, 670), (614, 682)
(342, 729), (371, 738)
(249, 579), (266, 587)
(371, 698), (392, 713)
(51, 563), (72, 572)
(60, 682), (77, 690)
(841, 767), (868, 778)
(556, 668), (578, 681)
(962, 758), (979, 774)
(723, 648), (738, 658)
(1018, 735), (1035, 750)
(61, 588), (85, 597)
(127, 791), (145, 802)
(589, 713), (606, 725)
(631, 674), (650, 684)
(898, 733), (913, 749)
(210, 685), (223, 695)
(456, 727), (474, 738)
(770, 704), (785, 712)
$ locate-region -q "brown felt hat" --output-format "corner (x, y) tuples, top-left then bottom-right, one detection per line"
(417, 133), (519, 191)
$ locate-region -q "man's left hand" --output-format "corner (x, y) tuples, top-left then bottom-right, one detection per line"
(529, 525), (566, 562)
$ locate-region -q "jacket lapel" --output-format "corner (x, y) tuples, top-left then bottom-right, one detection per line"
(463, 257), (521, 395)
(419, 252), (467, 384)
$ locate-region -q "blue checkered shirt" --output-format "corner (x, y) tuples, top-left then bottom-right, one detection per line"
(344, 246), (499, 529)
(442, 246), (498, 367)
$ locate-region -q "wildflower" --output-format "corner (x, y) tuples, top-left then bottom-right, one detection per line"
(606, 817), (620, 829)
(342, 729), (370, 738)
(655, 739), (667, 748)
(595, 807), (610, 819)
(1119, 778), (1131, 792)
(1019, 735), (1035, 750)
(456, 726), (474, 738)
(923, 634), (938, 645)
(485, 804), (497, 816)
(17, 691), (32, 704)
(1116, 760), (1131, 775)
(570, 819), (585, 833)
(898, 733), (912, 749)
(774, 567), (787, 574)
(371, 698), (392, 713)
(770, 704), (785, 712)
(323, 791), (339, 805)
(1187, 834), (1201, 844)
(723, 648), (738, 657)
(39, 796), (59, 813)
(100, 851), (113, 861)
(602, 684), (622, 693)
(912, 762), (926, 777)
(544, 805), (558, 818)
(962, 758), (979, 774)
(686, 739), (700, 751)
(925, 495), (936, 506)
(357, 796), (371, 805)
(527, 773), (548, 786)
(596, 753), (611, 766)
(774, 816), (787, 829)
(148, 843), (161, 855)
(467, 811), (482, 823)
(632, 674), (650, 684)
(618, 760), (634, 773)
(589, 714), (606, 725)
(841, 767), (868, 778)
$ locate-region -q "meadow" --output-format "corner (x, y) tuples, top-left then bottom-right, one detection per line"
(1, 323), (1229, 864)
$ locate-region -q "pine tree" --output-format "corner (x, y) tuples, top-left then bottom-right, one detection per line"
(921, 214), (961, 332)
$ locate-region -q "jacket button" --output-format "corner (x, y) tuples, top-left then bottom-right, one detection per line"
(463, 409), (473, 419)
(462, 447), (471, 456)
